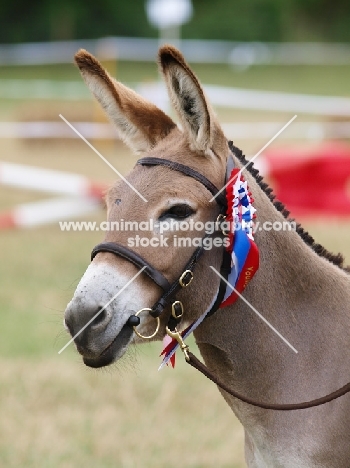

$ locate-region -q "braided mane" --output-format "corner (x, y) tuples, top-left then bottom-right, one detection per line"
(229, 141), (349, 272)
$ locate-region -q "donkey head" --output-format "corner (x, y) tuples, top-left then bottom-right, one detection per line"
(64, 46), (231, 368)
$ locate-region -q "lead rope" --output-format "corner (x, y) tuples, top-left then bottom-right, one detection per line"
(167, 332), (350, 411)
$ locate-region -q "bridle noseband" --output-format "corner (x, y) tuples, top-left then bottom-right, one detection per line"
(91, 155), (232, 338)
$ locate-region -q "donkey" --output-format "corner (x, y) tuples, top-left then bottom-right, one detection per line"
(64, 45), (350, 467)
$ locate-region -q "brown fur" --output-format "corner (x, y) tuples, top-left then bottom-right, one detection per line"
(160, 46), (216, 155)
(65, 45), (350, 467)
(75, 49), (176, 152)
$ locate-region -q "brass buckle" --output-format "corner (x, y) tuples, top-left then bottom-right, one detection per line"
(132, 308), (160, 340)
(165, 326), (190, 361)
(179, 270), (193, 287)
(216, 214), (230, 236)
(171, 301), (184, 319)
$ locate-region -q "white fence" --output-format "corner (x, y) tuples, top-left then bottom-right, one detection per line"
(0, 162), (105, 230)
(1, 79), (350, 116)
(1, 121), (350, 141)
(1, 37), (350, 66)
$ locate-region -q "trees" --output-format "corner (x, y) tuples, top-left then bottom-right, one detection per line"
(0, 0), (349, 44)
(0, 0), (153, 43)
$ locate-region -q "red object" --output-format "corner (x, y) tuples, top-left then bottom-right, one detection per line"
(86, 182), (107, 199)
(0, 211), (16, 229)
(264, 142), (350, 217)
(220, 168), (260, 308)
(220, 241), (260, 308)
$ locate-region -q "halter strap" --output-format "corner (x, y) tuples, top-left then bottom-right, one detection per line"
(91, 242), (170, 290)
(91, 149), (233, 330)
(137, 157), (227, 207)
(91, 228), (229, 325)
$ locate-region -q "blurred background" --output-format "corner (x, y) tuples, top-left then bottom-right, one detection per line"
(1, 1), (350, 467)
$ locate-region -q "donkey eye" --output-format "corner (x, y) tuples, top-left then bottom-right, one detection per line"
(159, 204), (195, 220)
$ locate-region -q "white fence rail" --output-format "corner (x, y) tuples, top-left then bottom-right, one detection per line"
(1, 79), (350, 116)
(0, 161), (106, 197)
(138, 82), (350, 116)
(1, 37), (350, 66)
(0, 197), (100, 230)
(0, 121), (350, 141)
(0, 162), (104, 230)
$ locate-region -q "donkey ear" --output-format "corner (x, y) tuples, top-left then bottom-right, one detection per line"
(159, 45), (217, 155)
(74, 49), (176, 154)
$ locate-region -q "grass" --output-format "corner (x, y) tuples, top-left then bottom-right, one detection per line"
(0, 212), (246, 467)
(0, 59), (349, 467)
(0, 355), (245, 468)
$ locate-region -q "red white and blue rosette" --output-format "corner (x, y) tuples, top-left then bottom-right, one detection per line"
(160, 168), (259, 368)
(220, 168), (259, 307)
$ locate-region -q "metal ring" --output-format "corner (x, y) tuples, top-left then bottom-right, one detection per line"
(132, 308), (160, 340)
(179, 270), (194, 287)
(171, 300), (184, 319)
(216, 214), (230, 236)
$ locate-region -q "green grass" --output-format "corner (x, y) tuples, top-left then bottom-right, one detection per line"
(0, 225), (100, 357)
(0, 213), (245, 467)
(0, 354), (245, 468)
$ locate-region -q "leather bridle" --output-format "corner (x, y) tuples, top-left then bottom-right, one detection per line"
(91, 155), (232, 337)
(90, 145), (350, 411)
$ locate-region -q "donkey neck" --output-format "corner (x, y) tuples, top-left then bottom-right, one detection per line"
(194, 172), (350, 461)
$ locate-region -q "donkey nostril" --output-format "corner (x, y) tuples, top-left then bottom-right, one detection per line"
(91, 309), (108, 327)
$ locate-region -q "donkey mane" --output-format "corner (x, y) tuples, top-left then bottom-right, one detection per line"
(228, 141), (349, 272)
